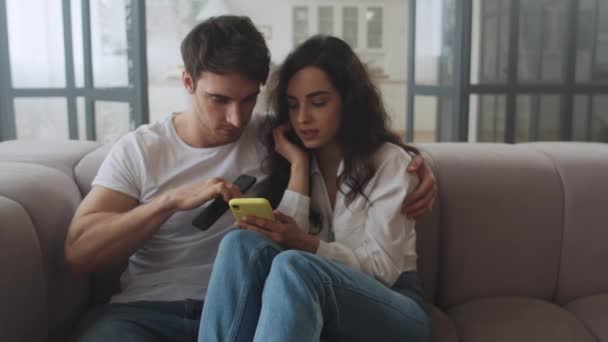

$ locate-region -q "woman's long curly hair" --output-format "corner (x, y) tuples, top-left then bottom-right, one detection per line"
(261, 35), (418, 207)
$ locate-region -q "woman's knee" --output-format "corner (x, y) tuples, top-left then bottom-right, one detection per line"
(218, 229), (271, 254)
(269, 251), (324, 281)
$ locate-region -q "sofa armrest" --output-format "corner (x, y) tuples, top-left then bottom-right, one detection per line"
(0, 162), (90, 341)
(0, 196), (47, 342)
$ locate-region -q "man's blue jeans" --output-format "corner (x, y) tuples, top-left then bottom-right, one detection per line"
(73, 300), (203, 342)
(198, 230), (431, 342)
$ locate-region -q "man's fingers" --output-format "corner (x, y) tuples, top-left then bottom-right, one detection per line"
(403, 181), (430, 208)
(228, 184), (242, 198)
(408, 196), (435, 219)
(407, 208), (428, 220)
(405, 187), (436, 216)
(217, 186), (233, 202)
(407, 154), (423, 172)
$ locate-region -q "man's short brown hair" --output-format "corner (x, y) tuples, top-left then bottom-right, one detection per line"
(180, 15), (271, 87)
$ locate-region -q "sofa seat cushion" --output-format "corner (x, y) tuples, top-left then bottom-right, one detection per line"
(448, 297), (595, 342)
(565, 294), (608, 342)
(430, 305), (460, 342)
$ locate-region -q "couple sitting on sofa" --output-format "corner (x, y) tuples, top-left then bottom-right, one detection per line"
(67, 15), (436, 342)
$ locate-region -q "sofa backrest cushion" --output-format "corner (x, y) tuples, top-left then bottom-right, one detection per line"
(411, 146), (442, 304)
(526, 143), (608, 304)
(0, 140), (99, 178)
(424, 144), (564, 309)
(74, 144), (112, 196)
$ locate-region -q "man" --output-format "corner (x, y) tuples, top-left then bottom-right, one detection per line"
(67, 15), (437, 341)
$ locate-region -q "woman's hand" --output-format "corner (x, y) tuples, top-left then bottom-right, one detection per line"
(236, 210), (319, 253)
(273, 124), (308, 166)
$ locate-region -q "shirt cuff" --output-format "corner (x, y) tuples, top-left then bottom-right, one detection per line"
(315, 240), (334, 259)
(277, 190), (310, 232)
(277, 190), (309, 215)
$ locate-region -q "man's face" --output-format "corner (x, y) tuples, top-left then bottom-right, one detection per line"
(183, 71), (261, 147)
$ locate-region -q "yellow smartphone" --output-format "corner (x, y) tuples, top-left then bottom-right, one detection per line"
(228, 198), (275, 221)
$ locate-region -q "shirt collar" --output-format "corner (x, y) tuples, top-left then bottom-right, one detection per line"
(311, 154), (345, 177)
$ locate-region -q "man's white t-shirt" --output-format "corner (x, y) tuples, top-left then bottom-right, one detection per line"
(92, 113), (267, 303)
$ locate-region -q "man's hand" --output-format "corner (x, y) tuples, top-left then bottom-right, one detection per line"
(236, 210), (319, 253)
(164, 178), (242, 212)
(402, 154), (437, 219)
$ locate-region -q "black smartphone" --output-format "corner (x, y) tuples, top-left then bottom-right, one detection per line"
(192, 174), (257, 231)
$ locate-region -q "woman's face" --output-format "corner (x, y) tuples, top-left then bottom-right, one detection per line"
(286, 66), (342, 150)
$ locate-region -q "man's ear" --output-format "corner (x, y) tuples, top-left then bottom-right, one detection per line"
(183, 71), (196, 94)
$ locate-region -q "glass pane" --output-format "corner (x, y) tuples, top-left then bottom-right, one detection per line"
(318, 6), (333, 35)
(77, 97), (87, 140)
(343, 7), (359, 49)
(593, 1), (608, 82)
(438, 96), (453, 141)
(14, 98), (69, 139)
(471, 0), (510, 83)
(91, 0), (130, 87)
(574, 0), (608, 83)
(413, 96), (438, 142)
(71, 0), (85, 88)
(516, 95), (560, 142)
(379, 82), (407, 138)
(415, 0), (456, 85)
(572, 95), (590, 141)
(592, 96), (608, 141)
(6, 0), (66, 88)
(366, 7), (383, 49)
(145, 0), (189, 124)
(293, 6), (309, 47)
(516, 95), (533, 141)
(576, 0), (595, 82)
(95, 101), (132, 143)
(471, 95), (506, 142)
(538, 96), (561, 140)
(518, 0), (566, 82)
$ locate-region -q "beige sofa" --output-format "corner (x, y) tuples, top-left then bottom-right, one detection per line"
(0, 140), (606, 342)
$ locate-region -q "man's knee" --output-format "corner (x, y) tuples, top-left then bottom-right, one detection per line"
(74, 314), (136, 342)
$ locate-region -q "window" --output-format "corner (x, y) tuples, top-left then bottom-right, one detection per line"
(318, 6), (333, 35)
(293, 6), (309, 47)
(367, 7), (382, 49)
(0, 0), (147, 141)
(342, 7), (358, 49)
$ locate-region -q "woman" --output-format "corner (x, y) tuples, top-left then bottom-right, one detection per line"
(198, 35), (431, 342)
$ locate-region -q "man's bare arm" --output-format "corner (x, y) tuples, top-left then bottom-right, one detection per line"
(402, 154), (438, 219)
(64, 186), (176, 275)
(65, 178), (241, 275)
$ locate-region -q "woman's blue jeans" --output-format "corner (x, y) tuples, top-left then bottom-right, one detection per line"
(198, 229), (431, 342)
